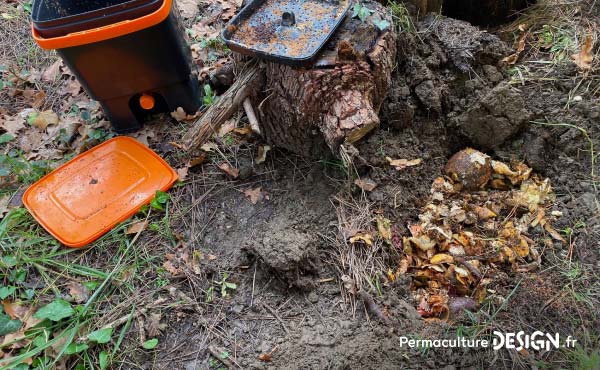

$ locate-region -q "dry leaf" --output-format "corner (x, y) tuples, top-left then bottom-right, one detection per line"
(218, 118), (236, 136)
(66, 282), (89, 303)
(126, 220), (148, 235)
(572, 34), (594, 70)
(189, 154), (206, 168)
(146, 312), (166, 337)
(200, 142), (218, 152)
(42, 60), (61, 82)
(23, 90), (46, 109)
(218, 163), (239, 178)
(473, 206), (497, 220)
(386, 157), (422, 170)
(255, 145), (271, 164)
(31, 110), (59, 129)
(407, 235), (436, 251)
(170, 107), (196, 121)
(64, 79), (82, 96)
(3, 300), (29, 320)
(502, 31), (528, 65)
(354, 178), (377, 192)
(243, 187), (263, 204)
(258, 353), (272, 362)
(176, 0), (200, 18)
(163, 260), (181, 276)
(1, 114), (25, 135)
(430, 253), (454, 265)
(0, 194), (10, 219)
(233, 125), (253, 135)
(544, 223), (566, 242)
(349, 232), (374, 246)
(176, 166), (189, 181)
(376, 216), (391, 242)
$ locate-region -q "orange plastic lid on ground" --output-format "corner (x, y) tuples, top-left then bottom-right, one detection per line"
(23, 136), (178, 248)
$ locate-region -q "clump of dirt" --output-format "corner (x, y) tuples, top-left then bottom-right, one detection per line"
(451, 82), (533, 150)
(248, 216), (319, 289)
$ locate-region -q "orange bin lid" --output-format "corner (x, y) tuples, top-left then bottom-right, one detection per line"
(32, 0), (172, 50)
(23, 136), (178, 248)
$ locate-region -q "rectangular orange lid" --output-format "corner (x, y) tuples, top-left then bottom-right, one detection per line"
(23, 136), (178, 247)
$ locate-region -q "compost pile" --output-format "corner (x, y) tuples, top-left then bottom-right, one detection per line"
(389, 149), (565, 319)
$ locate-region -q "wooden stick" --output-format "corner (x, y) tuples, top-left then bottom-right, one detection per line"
(262, 302), (290, 334)
(183, 63), (264, 150)
(209, 345), (234, 369)
(243, 97), (261, 135)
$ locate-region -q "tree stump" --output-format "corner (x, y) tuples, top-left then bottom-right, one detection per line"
(252, 1), (396, 157)
(183, 0), (396, 158)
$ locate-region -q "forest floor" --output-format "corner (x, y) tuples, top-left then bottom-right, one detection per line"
(0, 0), (599, 369)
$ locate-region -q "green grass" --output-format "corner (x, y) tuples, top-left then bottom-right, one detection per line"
(0, 192), (176, 369)
(387, 0), (413, 33)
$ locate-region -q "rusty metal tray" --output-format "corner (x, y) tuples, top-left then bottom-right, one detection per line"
(222, 0), (350, 67)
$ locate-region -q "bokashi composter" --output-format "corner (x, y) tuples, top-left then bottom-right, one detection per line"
(31, 0), (200, 132)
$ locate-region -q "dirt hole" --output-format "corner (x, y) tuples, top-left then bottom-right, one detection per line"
(442, 0), (536, 27)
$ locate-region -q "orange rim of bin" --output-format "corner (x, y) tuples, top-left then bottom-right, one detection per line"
(32, 0), (173, 50)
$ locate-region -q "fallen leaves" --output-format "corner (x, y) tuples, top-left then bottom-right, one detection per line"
(255, 145), (271, 164)
(126, 220), (148, 235)
(354, 178), (377, 192)
(243, 187), (263, 204)
(41, 60), (62, 82)
(502, 31), (528, 65)
(571, 34), (594, 70)
(176, 0), (200, 18)
(218, 162), (239, 178)
(349, 232), (374, 246)
(66, 282), (89, 303)
(170, 107), (198, 122)
(369, 150), (564, 320)
(30, 110), (59, 129)
(386, 157), (422, 170)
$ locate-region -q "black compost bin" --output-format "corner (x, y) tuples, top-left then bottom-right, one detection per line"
(32, 0), (200, 132)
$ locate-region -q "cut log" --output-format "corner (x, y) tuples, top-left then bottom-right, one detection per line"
(251, 1), (396, 157)
(184, 0), (396, 158)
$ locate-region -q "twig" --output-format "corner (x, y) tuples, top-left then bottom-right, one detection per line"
(183, 63), (264, 150)
(208, 345), (234, 369)
(250, 263), (257, 307)
(136, 315), (146, 347)
(262, 303), (290, 334)
(243, 97), (261, 135)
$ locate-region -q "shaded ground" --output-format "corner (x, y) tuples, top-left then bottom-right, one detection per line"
(0, 0), (599, 369)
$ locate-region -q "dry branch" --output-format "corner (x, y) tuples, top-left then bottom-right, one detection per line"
(183, 64), (265, 150)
